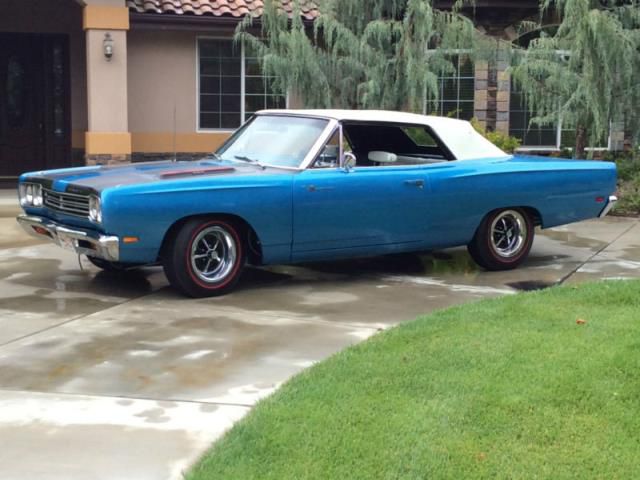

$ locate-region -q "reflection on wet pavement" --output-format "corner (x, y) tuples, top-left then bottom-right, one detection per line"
(506, 280), (558, 291)
(296, 249), (481, 278)
(0, 245), (167, 345)
(0, 215), (638, 480)
(0, 303), (377, 405)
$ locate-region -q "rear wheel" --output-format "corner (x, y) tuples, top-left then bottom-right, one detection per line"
(163, 218), (246, 297)
(467, 208), (534, 271)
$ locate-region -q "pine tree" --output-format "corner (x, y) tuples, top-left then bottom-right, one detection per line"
(236, 0), (478, 113)
(511, 0), (640, 158)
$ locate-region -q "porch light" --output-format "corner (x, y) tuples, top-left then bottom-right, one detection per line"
(103, 33), (114, 61)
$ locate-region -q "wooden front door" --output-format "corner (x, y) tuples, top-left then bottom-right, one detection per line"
(0, 33), (71, 180)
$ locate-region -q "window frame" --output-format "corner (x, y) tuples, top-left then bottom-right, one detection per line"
(423, 50), (475, 121)
(196, 36), (288, 133)
(509, 81), (560, 151)
(512, 112), (613, 153)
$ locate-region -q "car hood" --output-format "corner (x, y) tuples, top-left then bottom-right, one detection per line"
(21, 159), (289, 193)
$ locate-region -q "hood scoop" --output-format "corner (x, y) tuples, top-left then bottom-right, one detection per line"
(160, 166), (235, 179)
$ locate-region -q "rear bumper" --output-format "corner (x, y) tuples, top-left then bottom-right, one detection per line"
(17, 214), (119, 261)
(599, 195), (618, 218)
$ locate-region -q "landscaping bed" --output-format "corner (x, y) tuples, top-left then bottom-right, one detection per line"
(613, 157), (640, 216)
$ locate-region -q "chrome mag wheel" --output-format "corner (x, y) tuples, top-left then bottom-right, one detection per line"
(190, 225), (238, 283)
(164, 218), (246, 297)
(489, 210), (527, 258)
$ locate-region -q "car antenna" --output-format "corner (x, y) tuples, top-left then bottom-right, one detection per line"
(172, 101), (177, 162)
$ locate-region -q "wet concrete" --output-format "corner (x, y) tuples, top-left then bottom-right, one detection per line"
(0, 201), (43, 249)
(0, 245), (166, 346)
(0, 189), (19, 217)
(0, 211), (638, 480)
(0, 300), (378, 405)
(0, 390), (247, 480)
(565, 221), (640, 284)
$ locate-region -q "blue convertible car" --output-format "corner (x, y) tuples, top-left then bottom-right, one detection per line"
(17, 110), (617, 297)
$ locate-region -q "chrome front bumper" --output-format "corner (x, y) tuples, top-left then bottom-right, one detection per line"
(17, 214), (119, 261)
(599, 195), (618, 218)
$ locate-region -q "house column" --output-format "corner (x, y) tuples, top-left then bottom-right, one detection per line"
(83, 3), (131, 165)
(495, 57), (511, 135)
(473, 60), (489, 130)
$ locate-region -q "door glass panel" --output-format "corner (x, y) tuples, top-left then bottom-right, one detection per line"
(313, 130), (341, 168)
(6, 56), (26, 128)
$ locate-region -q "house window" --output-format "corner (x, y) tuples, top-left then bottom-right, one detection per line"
(436, 55), (475, 120)
(244, 55), (286, 119)
(509, 81), (558, 148)
(510, 80), (610, 150)
(198, 38), (286, 130)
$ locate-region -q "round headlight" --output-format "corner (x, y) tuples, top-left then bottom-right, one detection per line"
(32, 184), (43, 207)
(18, 184), (27, 206)
(19, 183), (43, 207)
(89, 195), (102, 223)
(25, 184), (33, 205)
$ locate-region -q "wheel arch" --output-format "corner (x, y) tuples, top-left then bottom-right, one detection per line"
(520, 206), (543, 227)
(158, 213), (263, 266)
(479, 205), (543, 229)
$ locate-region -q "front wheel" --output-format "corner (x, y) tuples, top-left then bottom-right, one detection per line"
(467, 208), (534, 271)
(163, 218), (246, 297)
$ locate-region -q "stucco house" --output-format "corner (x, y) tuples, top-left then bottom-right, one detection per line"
(0, 0), (622, 185)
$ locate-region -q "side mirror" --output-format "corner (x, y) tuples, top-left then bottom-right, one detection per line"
(342, 152), (356, 172)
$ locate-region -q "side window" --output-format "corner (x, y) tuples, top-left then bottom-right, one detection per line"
(342, 123), (448, 167)
(402, 127), (438, 147)
(312, 129), (353, 168)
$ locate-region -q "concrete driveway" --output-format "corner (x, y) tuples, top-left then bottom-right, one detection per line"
(1, 190), (639, 480)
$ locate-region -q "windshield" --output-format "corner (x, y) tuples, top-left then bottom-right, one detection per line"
(216, 115), (330, 168)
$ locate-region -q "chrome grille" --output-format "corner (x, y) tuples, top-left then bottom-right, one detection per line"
(43, 188), (90, 217)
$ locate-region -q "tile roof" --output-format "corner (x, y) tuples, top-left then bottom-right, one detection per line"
(127, 0), (319, 21)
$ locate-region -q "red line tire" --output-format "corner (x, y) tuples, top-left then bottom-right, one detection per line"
(467, 208), (534, 271)
(163, 218), (246, 297)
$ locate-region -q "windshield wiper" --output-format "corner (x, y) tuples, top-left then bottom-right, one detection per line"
(233, 155), (258, 163)
(233, 155), (266, 169)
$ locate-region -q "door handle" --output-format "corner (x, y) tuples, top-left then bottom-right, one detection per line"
(306, 185), (335, 192)
(404, 179), (424, 189)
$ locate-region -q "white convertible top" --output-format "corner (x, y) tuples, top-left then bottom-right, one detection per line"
(259, 109), (508, 161)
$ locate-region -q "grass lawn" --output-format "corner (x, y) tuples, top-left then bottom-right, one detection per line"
(187, 280), (640, 480)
